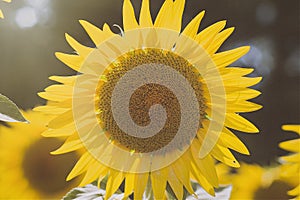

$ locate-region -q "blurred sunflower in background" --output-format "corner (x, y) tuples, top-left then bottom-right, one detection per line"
(279, 125), (300, 199)
(217, 163), (297, 199)
(0, 111), (80, 199)
(35, 0), (262, 199)
(0, 0), (10, 19)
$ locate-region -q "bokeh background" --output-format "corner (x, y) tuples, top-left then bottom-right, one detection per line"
(0, 0), (299, 166)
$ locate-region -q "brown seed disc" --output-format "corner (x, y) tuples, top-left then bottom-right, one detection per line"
(95, 48), (206, 153)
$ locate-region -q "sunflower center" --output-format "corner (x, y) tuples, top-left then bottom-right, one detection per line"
(22, 138), (78, 196)
(254, 180), (294, 200)
(96, 48), (206, 153)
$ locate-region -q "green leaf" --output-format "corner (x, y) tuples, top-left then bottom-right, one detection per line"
(166, 183), (189, 200)
(0, 93), (27, 122)
(62, 188), (82, 200)
(62, 184), (128, 200)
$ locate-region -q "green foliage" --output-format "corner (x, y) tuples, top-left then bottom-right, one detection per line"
(62, 188), (82, 200)
(0, 93), (27, 123)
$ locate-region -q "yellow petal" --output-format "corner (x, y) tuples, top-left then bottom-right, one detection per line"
(211, 145), (240, 168)
(3, 0), (11, 2)
(79, 22), (114, 47)
(124, 173), (135, 198)
(97, 168), (109, 188)
(51, 134), (84, 154)
(226, 101), (262, 113)
(49, 75), (76, 85)
(281, 163), (299, 177)
(55, 52), (83, 72)
(212, 46), (250, 68)
(154, 0), (186, 32)
(280, 139), (300, 153)
(79, 20), (104, 46)
(220, 67), (254, 77)
(282, 125), (300, 135)
(65, 33), (93, 57)
(224, 77), (262, 89)
(172, 0), (186, 32)
(168, 168), (183, 200)
(46, 99), (72, 108)
(42, 123), (76, 137)
(48, 109), (73, 129)
(0, 10), (3, 19)
(154, 0), (173, 29)
(38, 92), (70, 102)
(196, 20), (226, 49)
(191, 139), (218, 187)
(79, 160), (105, 186)
(139, 0), (153, 27)
(182, 11), (205, 38)
(198, 156), (218, 187)
(151, 168), (168, 200)
(226, 89), (261, 101)
(280, 153), (300, 163)
(102, 23), (114, 38)
(288, 185), (300, 196)
(172, 157), (194, 194)
(45, 84), (73, 96)
(123, 0), (138, 31)
(214, 144), (239, 161)
(206, 27), (235, 55)
(220, 128), (250, 155)
(105, 169), (125, 200)
(190, 161), (215, 196)
(134, 173), (149, 200)
(225, 113), (259, 133)
(33, 105), (69, 115)
(67, 152), (94, 180)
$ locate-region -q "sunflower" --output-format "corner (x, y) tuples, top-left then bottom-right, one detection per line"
(0, 111), (80, 199)
(217, 163), (297, 199)
(279, 125), (300, 199)
(0, 0), (11, 19)
(35, 0), (262, 199)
